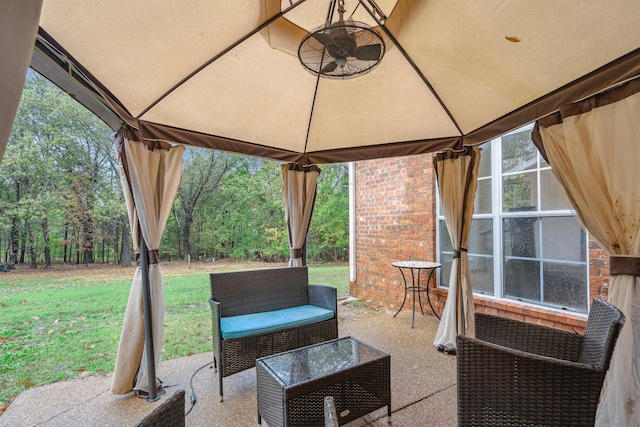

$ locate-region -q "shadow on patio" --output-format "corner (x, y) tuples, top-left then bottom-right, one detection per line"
(0, 302), (457, 427)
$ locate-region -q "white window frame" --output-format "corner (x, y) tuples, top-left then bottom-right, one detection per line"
(436, 124), (590, 313)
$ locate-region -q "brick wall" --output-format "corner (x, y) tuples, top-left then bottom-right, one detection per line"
(351, 154), (611, 333)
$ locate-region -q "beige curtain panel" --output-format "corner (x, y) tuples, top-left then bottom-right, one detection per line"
(111, 131), (184, 395)
(433, 146), (481, 354)
(281, 163), (320, 267)
(532, 78), (640, 427)
(0, 1), (43, 162)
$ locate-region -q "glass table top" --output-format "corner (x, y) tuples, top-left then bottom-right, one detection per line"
(259, 337), (387, 386)
(392, 261), (441, 269)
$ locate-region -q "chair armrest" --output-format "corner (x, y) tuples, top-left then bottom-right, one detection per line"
(209, 297), (223, 353)
(457, 335), (605, 426)
(475, 312), (583, 361)
(135, 389), (185, 427)
(308, 284), (337, 315)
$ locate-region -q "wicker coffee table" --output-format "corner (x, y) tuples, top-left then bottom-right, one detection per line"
(256, 336), (391, 427)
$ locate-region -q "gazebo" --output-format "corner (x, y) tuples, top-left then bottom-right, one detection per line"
(2, 1), (640, 425)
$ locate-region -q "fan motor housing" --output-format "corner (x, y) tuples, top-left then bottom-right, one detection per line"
(298, 20), (385, 80)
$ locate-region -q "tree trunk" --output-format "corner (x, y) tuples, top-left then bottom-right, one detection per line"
(81, 191), (95, 265)
(63, 224), (68, 263)
(120, 220), (131, 267)
(76, 241), (80, 264)
(19, 230), (26, 264)
(172, 208), (183, 261)
(28, 223), (37, 269)
(114, 224), (120, 264)
(82, 219), (94, 265)
(10, 216), (19, 264)
(42, 217), (51, 267)
(181, 213), (193, 261)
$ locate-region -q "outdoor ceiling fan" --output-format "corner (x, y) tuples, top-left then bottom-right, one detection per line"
(298, 0), (386, 79)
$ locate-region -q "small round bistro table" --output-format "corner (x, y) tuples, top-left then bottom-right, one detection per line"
(392, 261), (442, 328)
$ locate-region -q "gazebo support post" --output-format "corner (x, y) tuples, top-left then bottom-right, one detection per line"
(140, 237), (158, 402)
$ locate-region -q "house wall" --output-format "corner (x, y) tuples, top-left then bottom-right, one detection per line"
(350, 154), (610, 333)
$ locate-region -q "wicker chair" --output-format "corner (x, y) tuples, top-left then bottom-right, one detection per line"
(457, 298), (625, 427)
(324, 396), (339, 427)
(134, 389), (185, 427)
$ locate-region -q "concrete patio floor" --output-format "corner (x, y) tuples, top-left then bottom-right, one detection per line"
(0, 301), (457, 427)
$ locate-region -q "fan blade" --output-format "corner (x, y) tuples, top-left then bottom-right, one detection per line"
(311, 32), (336, 47)
(320, 61), (338, 74)
(354, 44), (382, 61)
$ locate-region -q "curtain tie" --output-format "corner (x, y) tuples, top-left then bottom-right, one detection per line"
(135, 250), (160, 266)
(609, 256), (640, 277)
(453, 247), (468, 259)
(290, 248), (303, 259)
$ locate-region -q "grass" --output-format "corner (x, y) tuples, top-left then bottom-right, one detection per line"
(0, 261), (349, 404)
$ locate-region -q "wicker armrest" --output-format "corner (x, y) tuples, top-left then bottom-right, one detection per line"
(457, 335), (604, 427)
(308, 284), (337, 314)
(209, 298), (222, 350)
(475, 312), (583, 361)
(135, 389), (185, 427)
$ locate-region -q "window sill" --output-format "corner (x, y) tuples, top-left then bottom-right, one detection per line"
(432, 287), (588, 332)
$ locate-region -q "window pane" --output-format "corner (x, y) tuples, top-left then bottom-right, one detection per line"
(440, 252), (453, 288)
(503, 217), (539, 258)
(504, 259), (540, 302)
(469, 255), (494, 295)
(439, 220), (454, 252)
(439, 220), (453, 287)
(540, 169), (571, 210)
(542, 217), (586, 262)
(469, 219), (494, 295)
(474, 178), (492, 214)
(503, 172), (538, 212)
(478, 142), (492, 178)
(543, 262), (587, 311)
(469, 219), (493, 255)
(502, 131), (537, 173)
(540, 157), (549, 168)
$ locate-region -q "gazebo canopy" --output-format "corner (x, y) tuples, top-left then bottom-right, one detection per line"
(32, 0), (640, 164)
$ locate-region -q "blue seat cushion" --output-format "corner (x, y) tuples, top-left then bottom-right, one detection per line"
(220, 305), (334, 339)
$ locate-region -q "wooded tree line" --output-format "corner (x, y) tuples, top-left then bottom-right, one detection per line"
(0, 71), (348, 268)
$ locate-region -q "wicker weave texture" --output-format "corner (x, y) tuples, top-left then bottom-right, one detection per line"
(134, 389), (185, 427)
(457, 298), (624, 427)
(216, 316), (338, 377)
(475, 313), (583, 361)
(257, 338), (391, 427)
(579, 298), (625, 369)
(209, 267), (338, 399)
(210, 266), (310, 317)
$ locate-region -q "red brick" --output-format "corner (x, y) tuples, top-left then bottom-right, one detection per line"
(353, 155), (608, 333)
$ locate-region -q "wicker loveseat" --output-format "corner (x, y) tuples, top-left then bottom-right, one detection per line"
(457, 298), (625, 427)
(209, 266), (338, 400)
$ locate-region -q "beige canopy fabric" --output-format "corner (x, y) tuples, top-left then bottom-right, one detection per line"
(281, 163), (320, 267)
(0, 1), (42, 162)
(433, 147), (481, 353)
(532, 78), (640, 427)
(112, 131), (184, 395)
(26, 0), (640, 164)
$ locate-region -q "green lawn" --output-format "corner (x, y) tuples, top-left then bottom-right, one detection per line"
(0, 263), (349, 404)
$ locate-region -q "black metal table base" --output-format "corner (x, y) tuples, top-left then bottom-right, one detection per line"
(392, 262), (441, 328)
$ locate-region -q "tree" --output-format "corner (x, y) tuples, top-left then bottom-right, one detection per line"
(1, 70), (115, 267)
(308, 163), (349, 262)
(173, 149), (239, 260)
